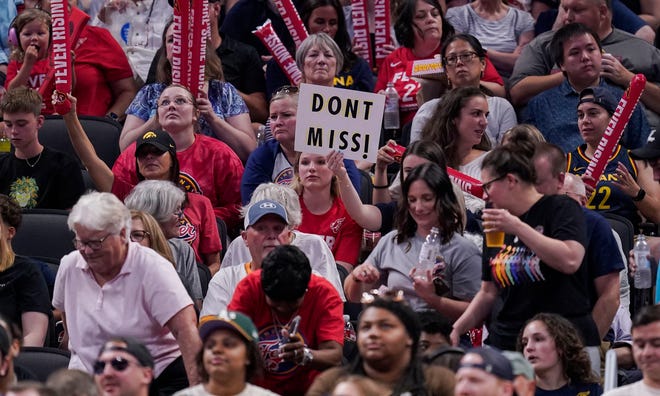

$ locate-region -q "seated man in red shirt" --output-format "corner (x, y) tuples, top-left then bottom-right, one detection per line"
(228, 245), (344, 396)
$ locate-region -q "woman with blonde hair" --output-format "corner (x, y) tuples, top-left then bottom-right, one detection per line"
(292, 152), (363, 271)
(0, 195), (50, 347)
(129, 210), (175, 266)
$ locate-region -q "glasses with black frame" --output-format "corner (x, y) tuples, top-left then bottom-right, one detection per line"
(443, 51), (479, 67)
(481, 175), (506, 196)
(93, 356), (136, 375)
(72, 234), (112, 251)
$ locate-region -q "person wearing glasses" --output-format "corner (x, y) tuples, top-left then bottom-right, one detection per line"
(125, 181), (203, 309)
(53, 192), (202, 395)
(62, 98), (222, 274)
(374, 0), (504, 126)
(93, 336), (155, 396)
(451, 145), (600, 356)
(119, 19), (255, 162)
(0, 195), (50, 348)
(411, 34), (517, 146)
(240, 86), (361, 205)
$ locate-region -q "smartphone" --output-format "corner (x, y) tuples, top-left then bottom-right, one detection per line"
(287, 315), (301, 341)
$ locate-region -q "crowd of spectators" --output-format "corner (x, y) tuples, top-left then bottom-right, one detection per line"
(1, 0), (660, 395)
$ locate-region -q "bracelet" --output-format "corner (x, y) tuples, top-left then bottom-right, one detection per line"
(373, 184), (389, 189)
(632, 188), (646, 202)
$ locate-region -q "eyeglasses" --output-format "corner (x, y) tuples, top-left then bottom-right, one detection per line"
(360, 288), (405, 304)
(130, 230), (151, 242)
(73, 234), (112, 251)
(158, 97), (193, 107)
(274, 86), (299, 96)
(173, 208), (184, 220)
(444, 52), (479, 67)
(93, 356), (136, 375)
(482, 175), (506, 196)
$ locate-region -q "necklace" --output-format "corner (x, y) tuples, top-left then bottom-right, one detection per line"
(271, 309), (299, 345)
(25, 151), (42, 168)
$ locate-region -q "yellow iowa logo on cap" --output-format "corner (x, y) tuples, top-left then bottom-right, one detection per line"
(142, 131), (158, 139)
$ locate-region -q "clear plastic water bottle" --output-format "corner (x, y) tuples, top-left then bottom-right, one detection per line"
(415, 227), (440, 281)
(383, 82), (400, 130)
(343, 315), (356, 342)
(256, 125), (266, 147)
(634, 233), (652, 289)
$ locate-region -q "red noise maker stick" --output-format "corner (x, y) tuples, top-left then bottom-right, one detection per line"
(253, 20), (302, 85)
(373, 0), (391, 69)
(43, 3), (89, 114)
(172, 0), (190, 88)
(351, 0), (373, 68)
(447, 167), (484, 198)
(273, 0), (308, 48)
(583, 74), (646, 189)
(190, 0), (209, 98)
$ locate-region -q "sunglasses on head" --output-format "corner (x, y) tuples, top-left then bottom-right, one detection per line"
(93, 356), (134, 375)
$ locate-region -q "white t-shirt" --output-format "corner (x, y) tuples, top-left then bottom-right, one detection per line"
(174, 383), (280, 396)
(603, 381), (660, 396)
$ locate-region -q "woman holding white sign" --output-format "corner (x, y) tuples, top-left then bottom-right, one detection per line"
(265, 0), (375, 97)
(240, 85), (362, 204)
(119, 19), (255, 162)
(567, 87), (660, 226)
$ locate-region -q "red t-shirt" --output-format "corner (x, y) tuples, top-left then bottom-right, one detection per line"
(111, 178), (221, 262)
(69, 25), (134, 116)
(228, 271), (344, 396)
(112, 135), (244, 229)
(374, 46), (503, 125)
(6, 58), (54, 114)
(297, 196), (362, 266)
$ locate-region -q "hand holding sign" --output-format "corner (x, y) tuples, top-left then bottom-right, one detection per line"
(294, 84), (384, 162)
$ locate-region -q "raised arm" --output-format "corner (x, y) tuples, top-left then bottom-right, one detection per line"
(327, 150), (382, 231)
(62, 95), (115, 192)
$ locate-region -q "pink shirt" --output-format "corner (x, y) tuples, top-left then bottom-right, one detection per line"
(52, 242), (193, 376)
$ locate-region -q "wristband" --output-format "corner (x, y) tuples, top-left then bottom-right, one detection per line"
(632, 188), (646, 202)
(373, 184), (389, 189)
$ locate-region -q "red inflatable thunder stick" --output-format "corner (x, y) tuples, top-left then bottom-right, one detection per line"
(447, 167), (484, 199)
(583, 74), (647, 189)
(190, 0), (209, 98)
(351, 0), (373, 68)
(373, 0), (392, 69)
(45, 1), (90, 114)
(273, 0), (308, 48)
(172, 0), (190, 88)
(253, 20), (302, 85)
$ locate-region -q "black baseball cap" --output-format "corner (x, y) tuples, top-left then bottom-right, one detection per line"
(135, 130), (176, 155)
(99, 337), (155, 369)
(578, 87), (618, 115)
(460, 347), (515, 381)
(630, 132), (660, 160)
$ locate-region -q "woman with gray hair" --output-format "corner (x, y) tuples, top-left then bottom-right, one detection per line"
(124, 180), (203, 307)
(53, 192), (202, 394)
(202, 183), (345, 316)
(295, 33), (344, 87)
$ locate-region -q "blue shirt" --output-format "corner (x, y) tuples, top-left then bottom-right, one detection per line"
(523, 78), (650, 152)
